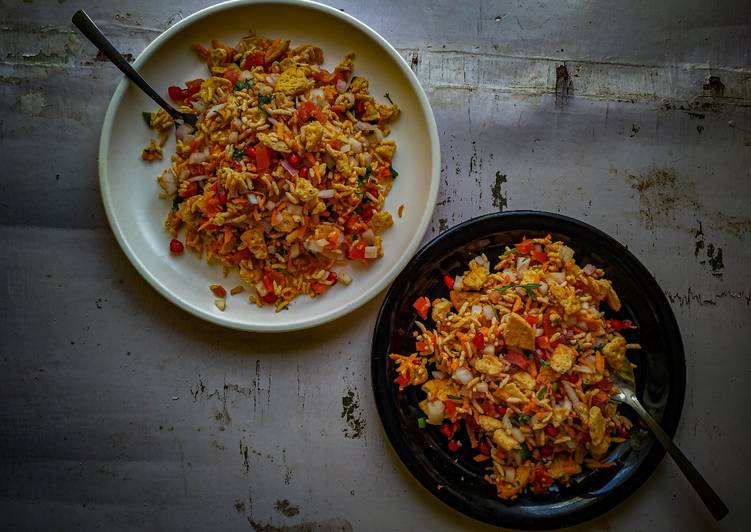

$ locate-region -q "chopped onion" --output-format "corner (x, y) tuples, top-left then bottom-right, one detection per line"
(175, 123), (195, 141)
(562, 380), (581, 406)
(454, 275), (464, 291)
(267, 116), (279, 127)
(538, 282), (549, 294)
(289, 243), (300, 258)
(349, 138), (362, 153)
(452, 367), (473, 385)
(482, 305), (496, 321)
(581, 301), (590, 310)
(471, 304), (482, 315)
(335, 78), (348, 92)
(310, 88), (325, 106)
(368, 127), (384, 143)
(306, 239), (324, 253)
(510, 426), (526, 443)
(192, 101), (206, 113)
(583, 263), (596, 275)
(425, 400), (445, 424)
(562, 397), (572, 411)
(338, 271), (352, 285)
(280, 159), (298, 177)
(474, 255), (489, 269)
(267, 74), (279, 87)
(317, 189), (335, 199)
(265, 200), (276, 210)
(268, 245), (276, 254)
(188, 148), (209, 164)
(362, 152), (372, 164)
(160, 169), (177, 195)
(560, 245), (575, 263)
(227, 131), (238, 144)
(260, 220), (273, 233)
(206, 103), (225, 118)
(573, 364), (595, 374)
(315, 238), (329, 249)
(431, 370), (447, 380)
(547, 272), (566, 285)
(239, 70), (253, 81)
(255, 281), (268, 297)
(566, 439), (577, 449)
(340, 143), (351, 153)
(247, 194), (259, 204)
(287, 204), (303, 216)
(504, 467), (516, 483)
(187, 174), (208, 182)
(361, 228), (375, 245)
(475, 381), (489, 393)
(364, 245), (378, 259)
(516, 256), (530, 272)
(483, 345), (496, 356)
(502, 269), (517, 282)
(355, 121), (378, 131)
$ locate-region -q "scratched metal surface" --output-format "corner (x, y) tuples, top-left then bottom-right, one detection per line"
(1, 0), (750, 530)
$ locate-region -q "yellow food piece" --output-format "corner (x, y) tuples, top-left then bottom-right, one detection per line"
(299, 121), (323, 151)
(370, 211), (393, 234)
(493, 429), (521, 451)
(550, 344), (576, 374)
(421, 378), (458, 401)
(240, 227), (268, 259)
(430, 298), (452, 321)
(602, 336), (627, 369)
(588, 406), (607, 446)
(502, 313), (535, 351)
(462, 260), (489, 291)
(513, 371), (535, 390)
(294, 178), (319, 202)
(474, 354), (504, 376)
(548, 281), (582, 317)
(478, 415), (503, 432)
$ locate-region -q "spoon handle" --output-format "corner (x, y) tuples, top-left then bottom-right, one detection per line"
(627, 398), (729, 521)
(72, 9), (181, 120)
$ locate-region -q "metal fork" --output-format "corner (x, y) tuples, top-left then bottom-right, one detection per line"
(72, 9), (197, 127)
(611, 364), (729, 521)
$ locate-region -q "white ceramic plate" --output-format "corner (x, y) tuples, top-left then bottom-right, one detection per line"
(99, 0), (440, 332)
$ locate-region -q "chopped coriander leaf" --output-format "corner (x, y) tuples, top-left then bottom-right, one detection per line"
(172, 195), (184, 210)
(494, 283), (541, 300)
(390, 165), (399, 178)
(235, 79), (253, 91)
(364, 164), (373, 179)
(258, 94), (273, 105)
(518, 443), (531, 458)
(536, 385), (548, 399)
(417, 417), (427, 429)
(511, 413), (530, 426)
(447, 394), (462, 400)
(232, 148), (245, 160)
(384, 91), (394, 105)
(540, 359), (549, 367)
(142, 112), (152, 126)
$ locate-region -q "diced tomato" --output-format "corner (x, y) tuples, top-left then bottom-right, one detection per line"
(608, 319), (623, 331)
(296, 100), (326, 123)
(591, 378), (613, 393)
(413, 296), (431, 320)
(217, 188), (227, 206)
(244, 145), (256, 158)
(536, 335), (551, 350)
(447, 440), (459, 452)
(540, 445), (554, 458)
(443, 275), (455, 289)
(515, 239), (534, 255)
(354, 99), (365, 116)
(524, 314), (538, 327)
(532, 250), (548, 263)
(261, 293), (278, 304)
(617, 426), (631, 439)
(169, 238), (184, 254)
(395, 374), (409, 387)
(472, 332), (485, 349)
(543, 312), (556, 338)
(241, 50), (266, 69)
(360, 206), (375, 222)
(262, 273), (274, 293)
(415, 340), (427, 353)
(496, 404), (508, 417)
(544, 425), (558, 437)
(444, 400), (457, 416)
(504, 350), (529, 370)
(440, 423), (454, 438)
(168, 84), (200, 102)
(255, 143), (272, 170)
(289, 153), (301, 167)
(210, 285), (227, 298)
(180, 181), (198, 198)
(479, 441), (490, 456)
(223, 69), (240, 85)
(344, 215), (367, 235)
(298, 166), (309, 178)
(347, 241), (366, 260)
(327, 271), (337, 283)
(561, 372), (579, 383)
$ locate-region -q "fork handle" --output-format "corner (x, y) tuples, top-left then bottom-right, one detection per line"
(72, 9), (182, 121)
(628, 398), (729, 521)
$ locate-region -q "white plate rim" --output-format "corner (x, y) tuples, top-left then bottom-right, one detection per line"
(98, 0), (440, 332)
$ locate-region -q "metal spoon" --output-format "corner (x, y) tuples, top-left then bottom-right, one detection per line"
(72, 9), (197, 126)
(611, 363), (729, 521)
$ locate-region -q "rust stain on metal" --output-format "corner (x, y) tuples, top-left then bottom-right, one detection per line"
(235, 498), (246, 513)
(665, 288), (750, 307)
(702, 76), (725, 98)
(274, 499), (300, 518)
(341, 387), (365, 439)
(555, 63), (571, 106)
(240, 441), (250, 473)
(490, 172), (508, 210)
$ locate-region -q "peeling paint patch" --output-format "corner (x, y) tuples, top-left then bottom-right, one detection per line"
(438, 218), (448, 232)
(274, 499), (300, 518)
(248, 518), (352, 532)
(490, 172), (508, 210)
(20, 91), (46, 116)
(665, 288), (750, 307)
(341, 386), (365, 439)
(628, 168), (698, 231)
(240, 440), (250, 473)
(235, 498), (246, 513)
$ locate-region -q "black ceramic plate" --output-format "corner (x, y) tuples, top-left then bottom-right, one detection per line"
(371, 211), (685, 529)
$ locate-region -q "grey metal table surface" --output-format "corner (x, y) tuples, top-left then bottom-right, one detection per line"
(1, 1), (750, 530)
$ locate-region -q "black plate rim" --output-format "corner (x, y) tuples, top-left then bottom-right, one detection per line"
(371, 210), (686, 530)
